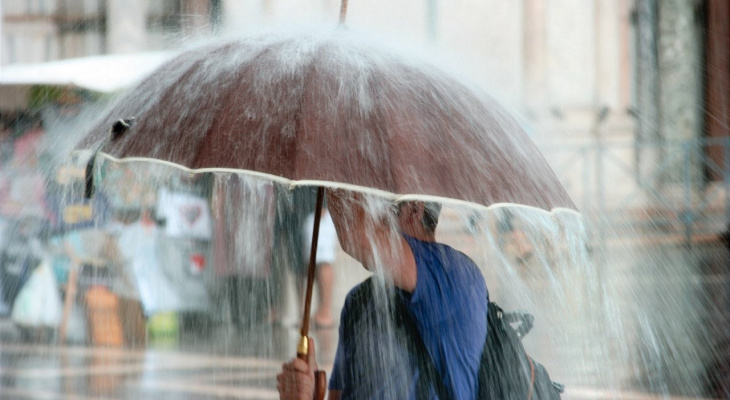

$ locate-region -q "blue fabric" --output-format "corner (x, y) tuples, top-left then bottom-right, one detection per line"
(329, 235), (488, 399)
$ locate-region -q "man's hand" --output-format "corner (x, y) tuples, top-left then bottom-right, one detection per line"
(277, 338), (318, 400)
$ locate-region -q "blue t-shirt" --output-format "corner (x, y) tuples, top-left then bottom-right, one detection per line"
(329, 235), (488, 399)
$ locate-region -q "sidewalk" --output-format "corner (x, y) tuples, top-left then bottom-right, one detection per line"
(0, 231), (727, 399)
(0, 325), (724, 400)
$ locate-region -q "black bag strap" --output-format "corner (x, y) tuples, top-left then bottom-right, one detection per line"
(348, 278), (453, 400)
(392, 294), (454, 400)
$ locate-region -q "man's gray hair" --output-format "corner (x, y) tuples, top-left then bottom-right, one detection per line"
(422, 202), (442, 232)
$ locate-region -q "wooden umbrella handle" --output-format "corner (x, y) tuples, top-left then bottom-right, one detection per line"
(296, 336), (327, 400)
(314, 370), (327, 400)
(298, 187), (326, 399)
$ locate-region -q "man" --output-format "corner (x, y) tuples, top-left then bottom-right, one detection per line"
(278, 190), (488, 399)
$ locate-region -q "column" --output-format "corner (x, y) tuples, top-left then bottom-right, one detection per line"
(107, 0), (148, 54)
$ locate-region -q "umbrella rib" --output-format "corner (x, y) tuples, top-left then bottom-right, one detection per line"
(91, 44), (233, 160)
(369, 60), (399, 194)
(188, 43), (276, 170)
(289, 41), (328, 184)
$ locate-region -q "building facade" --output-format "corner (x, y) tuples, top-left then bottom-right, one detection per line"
(2, 0), (728, 235)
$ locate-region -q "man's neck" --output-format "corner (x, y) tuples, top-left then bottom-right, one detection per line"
(360, 230), (419, 292)
(402, 228), (435, 242)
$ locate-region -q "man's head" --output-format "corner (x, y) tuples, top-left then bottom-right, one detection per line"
(326, 189), (442, 267)
(326, 189), (377, 265)
(396, 201), (441, 240)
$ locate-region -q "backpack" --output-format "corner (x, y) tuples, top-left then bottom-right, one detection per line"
(346, 278), (564, 400)
(478, 302), (564, 400)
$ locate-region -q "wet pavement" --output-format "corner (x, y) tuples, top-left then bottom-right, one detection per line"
(0, 340), (282, 399)
(0, 238), (728, 399)
(0, 321), (336, 400)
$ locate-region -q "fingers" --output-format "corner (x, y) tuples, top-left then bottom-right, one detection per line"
(278, 338), (319, 400)
(282, 357), (310, 373)
(277, 359), (315, 400)
(277, 369), (308, 388)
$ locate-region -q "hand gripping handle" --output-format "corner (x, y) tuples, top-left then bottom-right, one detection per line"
(297, 336), (327, 400)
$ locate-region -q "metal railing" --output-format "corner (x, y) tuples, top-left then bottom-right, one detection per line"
(544, 136), (730, 245)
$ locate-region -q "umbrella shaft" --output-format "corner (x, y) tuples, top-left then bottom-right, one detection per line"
(339, 0), (348, 25)
(300, 187), (325, 339)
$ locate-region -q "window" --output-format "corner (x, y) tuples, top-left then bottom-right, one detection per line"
(147, 0), (183, 32)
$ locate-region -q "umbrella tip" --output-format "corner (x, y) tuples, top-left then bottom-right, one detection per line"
(338, 0), (348, 26)
(111, 118), (135, 140)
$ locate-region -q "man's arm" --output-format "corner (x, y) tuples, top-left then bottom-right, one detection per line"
(327, 390), (341, 400)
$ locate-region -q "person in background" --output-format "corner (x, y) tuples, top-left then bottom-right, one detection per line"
(301, 203), (338, 329)
(270, 186), (316, 326)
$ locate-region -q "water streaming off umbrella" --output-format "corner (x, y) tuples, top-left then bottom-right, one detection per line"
(0, 28), (726, 399)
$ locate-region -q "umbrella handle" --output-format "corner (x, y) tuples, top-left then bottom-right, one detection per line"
(296, 341), (327, 400)
(297, 187), (326, 399)
(314, 370), (327, 400)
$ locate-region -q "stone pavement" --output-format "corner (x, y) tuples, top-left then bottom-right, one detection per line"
(0, 318), (725, 400)
(0, 339), (282, 399)
(0, 227), (728, 399)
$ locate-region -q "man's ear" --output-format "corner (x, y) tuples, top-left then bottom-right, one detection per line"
(410, 202), (426, 223)
(401, 203), (415, 219)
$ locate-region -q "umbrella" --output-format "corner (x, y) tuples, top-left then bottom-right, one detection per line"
(81, 31), (575, 210)
(77, 28), (576, 398)
(79, 33), (574, 210)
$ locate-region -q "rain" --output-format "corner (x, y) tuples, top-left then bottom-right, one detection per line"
(0, 1), (728, 399)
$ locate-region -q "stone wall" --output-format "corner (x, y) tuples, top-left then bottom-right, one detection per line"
(657, 0), (704, 185)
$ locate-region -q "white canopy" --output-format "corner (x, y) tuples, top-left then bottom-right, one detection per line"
(0, 51), (175, 93)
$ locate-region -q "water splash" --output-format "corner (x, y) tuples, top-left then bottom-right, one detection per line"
(0, 27), (726, 400)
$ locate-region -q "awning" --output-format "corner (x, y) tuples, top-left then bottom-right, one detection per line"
(0, 51), (175, 93)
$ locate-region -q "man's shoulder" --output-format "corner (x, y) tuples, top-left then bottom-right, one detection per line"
(410, 237), (474, 263)
(339, 278), (378, 336)
(431, 241), (480, 271)
(435, 243), (488, 298)
(344, 277), (375, 308)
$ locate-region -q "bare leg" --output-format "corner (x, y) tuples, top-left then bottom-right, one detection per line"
(313, 262), (334, 327)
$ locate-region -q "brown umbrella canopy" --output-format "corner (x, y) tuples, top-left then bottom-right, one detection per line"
(79, 31), (575, 211)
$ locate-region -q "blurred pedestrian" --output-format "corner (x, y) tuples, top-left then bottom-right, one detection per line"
(270, 186), (316, 326)
(0, 218), (42, 310)
(301, 204), (338, 329)
(211, 175), (275, 328)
